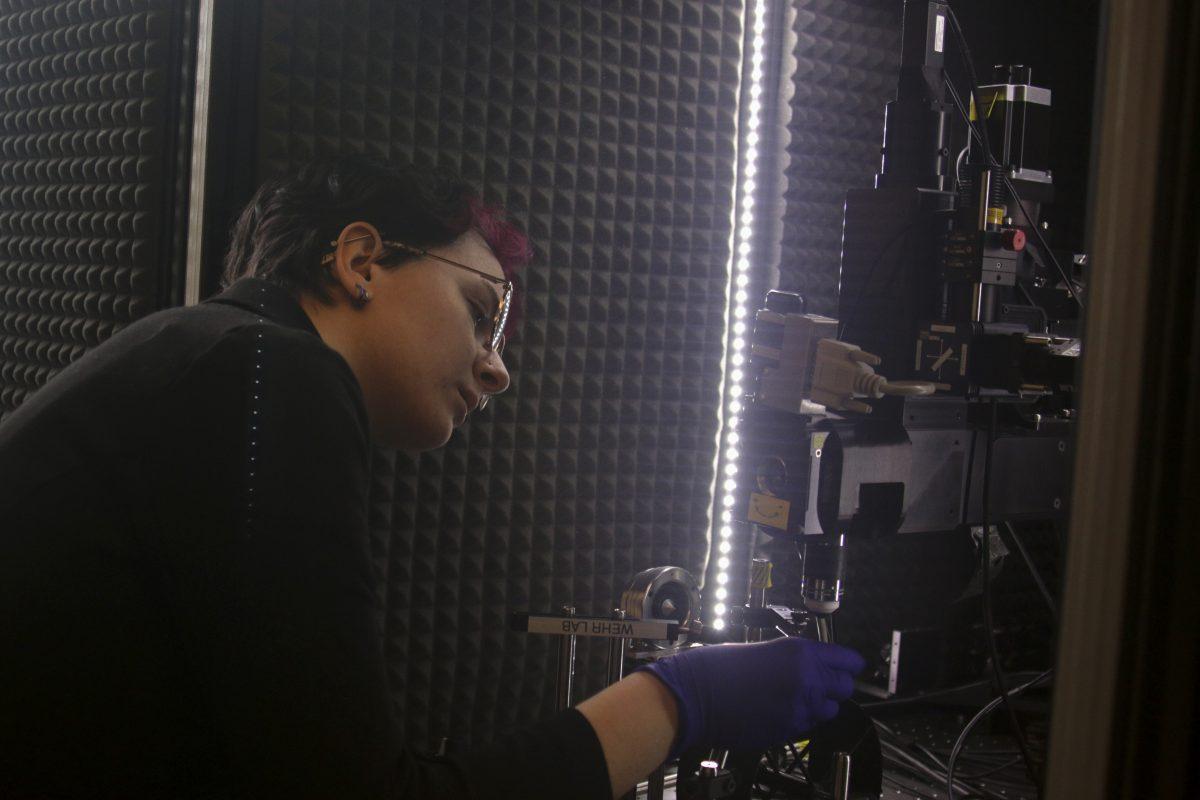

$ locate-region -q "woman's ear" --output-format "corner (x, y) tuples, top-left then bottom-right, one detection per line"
(329, 221), (383, 303)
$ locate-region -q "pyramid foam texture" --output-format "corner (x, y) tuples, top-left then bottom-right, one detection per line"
(779, 0), (900, 315)
(0, 0), (184, 418)
(256, 0), (743, 749)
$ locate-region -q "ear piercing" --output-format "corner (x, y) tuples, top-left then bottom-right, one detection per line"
(356, 284), (371, 303)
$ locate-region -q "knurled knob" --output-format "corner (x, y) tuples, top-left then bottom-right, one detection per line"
(1002, 228), (1027, 251)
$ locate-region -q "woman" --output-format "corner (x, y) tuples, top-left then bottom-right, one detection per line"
(0, 156), (862, 798)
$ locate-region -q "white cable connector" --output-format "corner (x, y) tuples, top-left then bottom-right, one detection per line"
(752, 310), (937, 415)
(810, 338), (936, 414)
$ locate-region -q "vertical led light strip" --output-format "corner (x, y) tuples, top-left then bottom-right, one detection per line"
(710, 0), (769, 632)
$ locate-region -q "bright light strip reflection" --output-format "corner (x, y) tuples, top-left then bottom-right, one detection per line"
(711, 0), (769, 632)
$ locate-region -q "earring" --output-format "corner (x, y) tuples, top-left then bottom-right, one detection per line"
(356, 284), (371, 303)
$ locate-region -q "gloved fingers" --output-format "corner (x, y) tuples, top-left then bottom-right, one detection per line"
(813, 642), (867, 675)
(816, 697), (840, 723)
(804, 682), (827, 720)
(825, 668), (855, 701)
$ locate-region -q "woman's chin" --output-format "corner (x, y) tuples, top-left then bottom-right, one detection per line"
(372, 413), (453, 451)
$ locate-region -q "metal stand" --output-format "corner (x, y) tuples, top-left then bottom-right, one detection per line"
(833, 751), (852, 800)
(648, 764), (666, 800)
(814, 614), (834, 644)
(606, 608), (627, 685)
(556, 605), (577, 711)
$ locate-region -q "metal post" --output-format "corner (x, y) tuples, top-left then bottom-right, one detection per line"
(971, 169), (993, 322)
(814, 615), (833, 644)
(184, 0), (216, 306)
(833, 751), (852, 800)
(748, 558), (771, 642)
(605, 608), (627, 686)
(556, 605), (577, 711)
(648, 763), (666, 800)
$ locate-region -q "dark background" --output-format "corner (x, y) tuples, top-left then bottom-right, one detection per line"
(0, 0), (1099, 751)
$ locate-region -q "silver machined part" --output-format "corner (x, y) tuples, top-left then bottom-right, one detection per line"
(556, 605), (577, 710)
(605, 608), (627, 686)
(979, 83), (1052, 106)
(834, 752), (852, 800)
(813, 615), (834, 644)
(621, 566), (702, 629)
(801, 575), (843, 607)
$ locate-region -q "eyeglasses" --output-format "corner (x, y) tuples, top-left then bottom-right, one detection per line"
(322, 236), (512, 354)
(322, 236), (513, 411)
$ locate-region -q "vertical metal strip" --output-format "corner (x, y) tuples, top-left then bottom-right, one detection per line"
(184, 0), (216, 306)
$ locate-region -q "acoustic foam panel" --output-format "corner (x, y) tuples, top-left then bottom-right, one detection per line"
(779, 0), (899, 315)
(253, 0), (743, 749)
(0, 0), (192, 418)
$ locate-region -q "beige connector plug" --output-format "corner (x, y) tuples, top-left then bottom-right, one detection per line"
(810, 338), (936, 414)
(810, 339), (885, 413)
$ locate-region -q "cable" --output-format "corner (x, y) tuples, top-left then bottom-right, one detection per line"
(944, 7), (993, 165)
(1003, 521), (1059, 621)
(875, 720), (1014, 800)
(1002, 174), (1085, 309)
(879, 718), (1036, 799)
(859, 670), (1042, 708)
(958, 755), (1025, 780)
(940, 49), (1084, 313)
(955, 143), (970, 189)
(880, 380), (937, 397)
(1015, 280), (1039, 308)
(946, 669), (1054, 800)
(880, 738), (1007, 800)
(976, 400), (1042, 793)
(811, 338), (938, 413)
(884, 725), (1029, 797)
(862, 681), (988, 709)
(944, 78), (1084, 312)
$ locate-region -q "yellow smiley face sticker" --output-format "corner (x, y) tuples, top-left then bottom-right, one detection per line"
(748, 492), (790, 531)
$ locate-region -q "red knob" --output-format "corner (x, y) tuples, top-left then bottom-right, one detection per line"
(1002, 228), (1027, 251)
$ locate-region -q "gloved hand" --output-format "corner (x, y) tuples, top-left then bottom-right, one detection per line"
(636, 636), (865, 758)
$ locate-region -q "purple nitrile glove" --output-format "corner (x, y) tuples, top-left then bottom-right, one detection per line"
(636, 636), (865, 759)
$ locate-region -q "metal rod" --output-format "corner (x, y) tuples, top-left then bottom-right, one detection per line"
(556, 605), (577, 711)
(971, 282), (985, 322)
(748, 558), (771, 642)
(970, 167), (993, 322)
(833, 751), (852, 800)
(605, 608), (627, 686)
(184, 0), (216, 306)
(977, 168), (993, 231)
(648, 763), (666, 800)
(815, 615), (833, 644)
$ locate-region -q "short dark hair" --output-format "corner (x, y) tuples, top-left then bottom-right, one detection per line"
(222, 156), (531, 325)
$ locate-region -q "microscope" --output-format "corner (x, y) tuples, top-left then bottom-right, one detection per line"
(520, 3), (1080, 796)
(739, 0), (1078, 657)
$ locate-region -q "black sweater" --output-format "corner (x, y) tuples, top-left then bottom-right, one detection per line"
(0, 278), (610, 799)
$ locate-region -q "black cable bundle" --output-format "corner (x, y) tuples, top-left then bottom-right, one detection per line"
(971, 401), (1044, 793)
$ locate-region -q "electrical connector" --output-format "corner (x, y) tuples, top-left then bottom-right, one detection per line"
(810, 339), (885, 414)
(750, 309), (936, 415)
(811, 338), (936, 414)
(751, 310), (838, 415)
